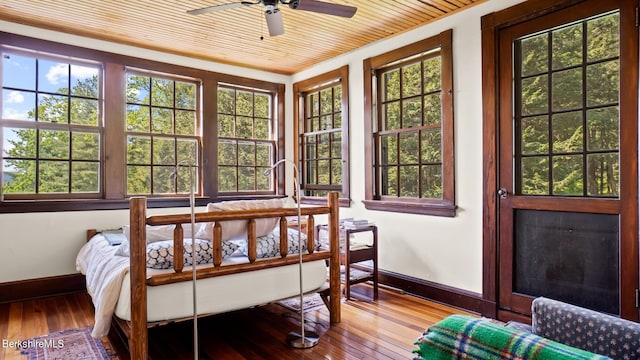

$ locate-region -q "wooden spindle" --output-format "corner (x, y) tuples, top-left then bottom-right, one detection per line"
(247, 219), (257, 263)
(306, 215), (315, 254)
(279, 217), (288, 258)
(173, 224), (184, 273)
(213, 223), (222, 267)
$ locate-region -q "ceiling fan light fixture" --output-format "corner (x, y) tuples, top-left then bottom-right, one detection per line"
(265, 6), (285, 36)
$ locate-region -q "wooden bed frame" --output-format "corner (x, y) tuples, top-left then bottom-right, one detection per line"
(88, 192), (341, 360)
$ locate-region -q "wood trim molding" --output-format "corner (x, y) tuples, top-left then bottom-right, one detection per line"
(0, 273), (85, 303)
(378, 269), (495, 317)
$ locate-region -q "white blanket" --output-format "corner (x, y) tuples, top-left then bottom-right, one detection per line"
(76, 235), (129, 338)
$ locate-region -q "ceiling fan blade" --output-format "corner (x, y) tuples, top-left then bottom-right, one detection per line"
(288, 0), (357, 18)
(187, 2), (253, 15)
(264, 8), (285, 36)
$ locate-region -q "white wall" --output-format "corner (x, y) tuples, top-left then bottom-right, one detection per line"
(293, 0), (525, 293)
(0, 0), (525, 292)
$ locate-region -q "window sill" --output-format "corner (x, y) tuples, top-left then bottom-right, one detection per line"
(362, 199), (457, 217)
(300, 196), (351, 207)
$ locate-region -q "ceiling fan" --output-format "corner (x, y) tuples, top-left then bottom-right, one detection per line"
(187, 0), (357, 37)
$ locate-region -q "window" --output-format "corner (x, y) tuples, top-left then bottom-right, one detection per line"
(125, 71), (200, 195)
(1, 51), (101, 199)
(0, 34), (285, 212)
(217, 85), (274, 194)
(293, 66), (350, 206)
(363, 29), (455, 216)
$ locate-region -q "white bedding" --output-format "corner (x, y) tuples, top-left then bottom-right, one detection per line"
(76, 234), (327, 338)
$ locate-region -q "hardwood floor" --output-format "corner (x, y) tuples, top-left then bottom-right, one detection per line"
(0, 284), (475, 359)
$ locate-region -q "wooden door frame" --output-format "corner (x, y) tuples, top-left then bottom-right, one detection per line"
(481, 0), (639, 321)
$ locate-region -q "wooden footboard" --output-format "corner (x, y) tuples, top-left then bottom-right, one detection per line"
(127, 192), (340, 360)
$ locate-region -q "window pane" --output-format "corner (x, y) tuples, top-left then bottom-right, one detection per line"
(175, 81), (196, 109)
(236, 116), (253, 138)
(421, 165), (442, 199)
(587, 60), (619, 106)
(254, 118), (269, 140)
(331, 159), (342, 184)
(402, 97), (421, 128)
(521, 75), (548, 115)
(127, 75), (150, 104)
(3, 90), (36, 120)
(175, 110), (196, 135)
(400, 165), (419, 197)
(217, 88), (234, 114)
(151, 78), (173, 107)
(333, 86), (342, 112)
(70, 98), (99, 126)
(151, 107), (173, 134)
(70, 65), (99, 98)
(177, 139), (197, 162)
(309, 92), (319, 117)
(38, 94), (68, 123)
(72, 132), (99, 160)
(236, 91), (253, 116)
(152, 138), (175, 165)
(127, 165), (151, 194)
(380, 134), (397, 165)
(587, 13), (619, 62)
(521, 156), (549, 195)
(399, 132), (419, 165)
(384, 69), (400, 101)
(552, 111), (582, 153)
(38, 60), (69, 95)
(552, 23), (582, 69)
(72, 161), (99, 193)
(423, 93), (441, 126)
(520, 34), (548, 76)
(423, 56), (441, 93)
(421, 130), (441, 163)
(256, 142), (271, 167)
(218, 114), (235, 137)
(254, 93), (270, 118)
(587, 153), (619, 197)
(320, 88), (332, 115)
(127, 136), (151, 164)
(382, 166), (397, 196)
(552, 68), (583, 111)
(402, 63), (421, 98)
(218, 167), (237, 192)
(317, 134), (330, 159)
(2, 160), (36, 194)
(39, 130), (69, 159)
(39, 160), (68, 193)
(552, 155), (583, 195)
(3, 53), (36, 90)
(218, 140), (237, 165)
(384, 101), (400, 130)
(238, 167), (255, 190)
(587, 107), (618, 151)
(152, 166), (174, 194)
(4, 127), (36, 157)
(521, 115), (549, 155)
(331, 132), (342, 158)
(317, 159), (330, 185)
(238, 142), (255, 166)
(126, 105), (150, 132)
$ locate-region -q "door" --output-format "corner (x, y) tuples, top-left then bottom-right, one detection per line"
(496, 0), (639, 319)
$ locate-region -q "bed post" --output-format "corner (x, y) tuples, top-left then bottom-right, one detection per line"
(328, 192), (341, 323)
(129, 197), (148, 360)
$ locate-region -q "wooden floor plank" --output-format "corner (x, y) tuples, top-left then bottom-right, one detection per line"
(5, 284), (473, 359)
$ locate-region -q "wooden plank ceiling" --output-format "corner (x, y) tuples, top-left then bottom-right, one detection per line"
(0, 0), (483, 75)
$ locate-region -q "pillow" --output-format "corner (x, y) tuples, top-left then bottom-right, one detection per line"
(240, 227), (317, 259)
(123, 223), (202, 244)
(195, 198), (283, 241)
(145, 238), (239, 270)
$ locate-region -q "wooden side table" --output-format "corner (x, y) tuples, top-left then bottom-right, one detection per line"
(317, 223), (378, 300)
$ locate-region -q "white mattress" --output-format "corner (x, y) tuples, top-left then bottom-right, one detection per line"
(114, 258), (328, 322)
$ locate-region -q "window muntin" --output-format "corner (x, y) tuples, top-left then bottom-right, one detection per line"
(125, 72), (199, 196)
(515, 12), (620, 197)
(217, 85), (274, 193)
(363, 30), (454, 216)
(1, 51), (101, 198)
